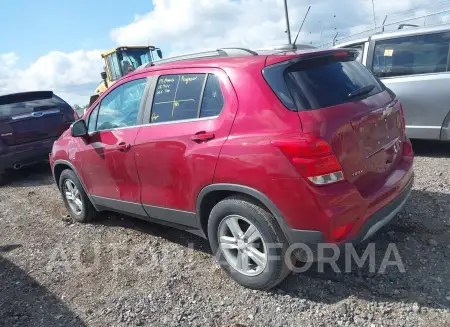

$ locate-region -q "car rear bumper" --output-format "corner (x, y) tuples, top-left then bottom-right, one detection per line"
(289, 172), (413, 261)
(0, 138), (56, 171)
(284, 156), (414, 245)
(346, 173), (413, 243)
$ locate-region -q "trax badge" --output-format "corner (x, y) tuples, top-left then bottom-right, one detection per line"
(352, 170), (364, 177)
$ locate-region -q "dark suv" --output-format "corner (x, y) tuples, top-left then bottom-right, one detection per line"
(0, 91), (76, 183)
(50, 47), (414, 289)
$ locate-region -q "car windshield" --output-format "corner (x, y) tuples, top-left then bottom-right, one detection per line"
(122, 49), (151, 74)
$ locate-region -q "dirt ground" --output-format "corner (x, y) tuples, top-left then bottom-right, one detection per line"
(0, 140), (449, 327)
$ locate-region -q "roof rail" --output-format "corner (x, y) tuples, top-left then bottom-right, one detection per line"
(137, 47), (258, 69)
(398, 23), (420, 29)
(218, 47), (259, 55)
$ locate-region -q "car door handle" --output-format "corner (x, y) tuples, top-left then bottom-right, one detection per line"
(117, 142), (131, 152)
(191, 131), (215, 143)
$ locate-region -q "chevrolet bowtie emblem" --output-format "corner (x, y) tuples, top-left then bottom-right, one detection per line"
(381, 106), (393, 119)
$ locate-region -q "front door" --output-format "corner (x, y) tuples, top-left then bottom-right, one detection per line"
(77, 77), (148, 206)
(134, 69), (238, 227)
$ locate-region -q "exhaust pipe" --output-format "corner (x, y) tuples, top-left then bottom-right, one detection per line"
(13, 163), (22, 170)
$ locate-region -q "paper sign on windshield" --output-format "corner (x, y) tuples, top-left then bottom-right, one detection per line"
(384, 49), (394, 56)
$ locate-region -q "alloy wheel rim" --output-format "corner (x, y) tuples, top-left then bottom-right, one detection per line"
(218, 215), (268, 276)
(64, 179), (83, 215)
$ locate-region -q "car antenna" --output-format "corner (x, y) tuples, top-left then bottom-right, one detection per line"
(293, 5), (311, 48)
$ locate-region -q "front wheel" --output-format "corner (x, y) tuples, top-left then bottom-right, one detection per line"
(207, 195), (291, 290)
(59, 169), (97, 223)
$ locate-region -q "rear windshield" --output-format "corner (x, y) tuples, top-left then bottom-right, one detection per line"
(264, 53), (384, 111)
(0, 92), (70, 118)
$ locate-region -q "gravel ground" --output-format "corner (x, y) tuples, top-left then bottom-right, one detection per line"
(1, 141), (450, 327)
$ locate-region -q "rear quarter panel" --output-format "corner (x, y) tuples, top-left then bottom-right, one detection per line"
(213, 63), (329, 231)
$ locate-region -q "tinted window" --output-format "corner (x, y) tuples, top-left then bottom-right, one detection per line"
(0, 92), (71, 118)
(373, 32), (450, 78)
(200, 74), (224, 118)
(150, 74), (206, 123)
(88, 105), (99, 133)
(285, 57), (383, 110)
(96, 78), (146, 131)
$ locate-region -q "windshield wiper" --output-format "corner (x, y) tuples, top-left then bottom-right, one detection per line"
(347, 84), (375, 99)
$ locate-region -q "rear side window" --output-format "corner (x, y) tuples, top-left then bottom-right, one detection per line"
(373, 32), (450, 78)
(0, 91), (71, 118)
(264, 53), (383, 111)
(150, 73), (224, 123)
(200, 74), (224, 118)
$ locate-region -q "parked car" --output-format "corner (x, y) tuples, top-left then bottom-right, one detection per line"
(50, 47), (414, 289)
(0, 91), (76, 184)
(335, 24), (450, 141)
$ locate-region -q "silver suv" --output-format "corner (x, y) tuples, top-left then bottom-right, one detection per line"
(335, 24), (450, 141)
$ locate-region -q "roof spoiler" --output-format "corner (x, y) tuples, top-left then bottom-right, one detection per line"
(0, 91), (54, 106)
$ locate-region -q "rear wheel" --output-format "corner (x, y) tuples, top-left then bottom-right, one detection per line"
(208, 195), (291, 290)
(0, 172), (5, 185)
(59, 169), (96, 223)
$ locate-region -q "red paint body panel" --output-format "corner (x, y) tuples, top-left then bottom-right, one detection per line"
(50, 49), (414, 245)
(134, 68), (238, 211)
(77, 128), (141, 202)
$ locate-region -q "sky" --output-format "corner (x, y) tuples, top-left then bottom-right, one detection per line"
(1, 0), (449, 105)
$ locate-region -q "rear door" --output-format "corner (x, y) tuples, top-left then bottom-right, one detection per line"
(268, 51), (403, 197)
(370, 32), (450, 140)
(0, 92), (75, 146)
(134, 68), (237, 225)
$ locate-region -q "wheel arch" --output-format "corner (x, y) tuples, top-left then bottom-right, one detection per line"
(52, 160), (99, 211)
(196, 184), (291, 241)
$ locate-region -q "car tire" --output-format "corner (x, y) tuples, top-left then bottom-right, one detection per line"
(208, 195), (291, 290)
(0, 172), (5, 185)
(59, 169), (97, 223)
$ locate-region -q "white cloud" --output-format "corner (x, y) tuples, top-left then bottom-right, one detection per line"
(1, 52), (19, 67)
(110, 0), (428, 54)
(0, 50), (104, 105)
(1, 0), (446, 105)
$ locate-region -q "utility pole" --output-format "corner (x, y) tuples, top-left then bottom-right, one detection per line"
(371, 0), (377, 29)
(283, 0), (292, 44)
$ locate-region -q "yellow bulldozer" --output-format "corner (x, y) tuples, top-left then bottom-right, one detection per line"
(87, 45), (162, 109)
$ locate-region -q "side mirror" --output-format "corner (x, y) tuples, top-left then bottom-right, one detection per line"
(156, 49), (163, 59)
(100, 71), (108, 88)
(89, 94), (99, 107)
(71, 119), (88, 138)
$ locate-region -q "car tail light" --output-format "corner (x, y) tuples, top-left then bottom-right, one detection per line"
(331, 221), (355, 242)
(402, 138), (414, 160)
(333, 51), (350, 58)
(271, 135), (344, 186)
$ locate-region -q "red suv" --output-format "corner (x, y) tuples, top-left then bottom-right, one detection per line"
(50, 47), (414, 290)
